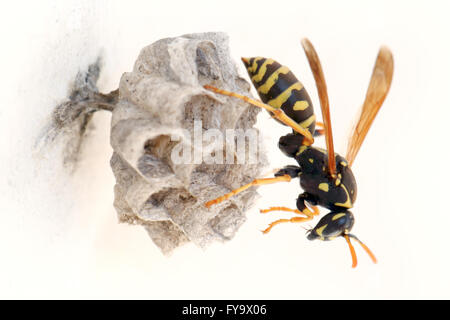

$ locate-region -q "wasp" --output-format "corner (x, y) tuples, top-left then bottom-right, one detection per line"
(204, 38), (393, 268)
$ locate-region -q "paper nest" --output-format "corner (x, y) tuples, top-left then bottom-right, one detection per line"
(108, 32), (267, 254)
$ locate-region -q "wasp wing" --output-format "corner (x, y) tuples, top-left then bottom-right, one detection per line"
(346, 46), (393, 167)
(301, 38), (337, 177)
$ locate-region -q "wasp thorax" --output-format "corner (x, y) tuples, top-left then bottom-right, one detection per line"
(307, 211), (355, 241)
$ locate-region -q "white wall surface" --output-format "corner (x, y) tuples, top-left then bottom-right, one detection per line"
(1, 0), (449, 299)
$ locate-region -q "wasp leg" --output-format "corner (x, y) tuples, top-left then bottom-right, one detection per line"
(278, 133), (307, 158)
(204, 85), (314, 146)
(262, 216), (313, 234)
(274, 165), (301, 178)
(261, 193), (319, 234)
(314, 121), (325, 137)
(204, 174), (292, 208)
(260, 207), (302, 214)
(296, 193), (320, 217)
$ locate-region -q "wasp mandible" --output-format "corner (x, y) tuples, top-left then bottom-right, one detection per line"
(204, 38), (393, 268)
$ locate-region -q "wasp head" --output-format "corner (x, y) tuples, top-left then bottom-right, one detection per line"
(307, 210), (354, 241)
(306, 210), (377, 268)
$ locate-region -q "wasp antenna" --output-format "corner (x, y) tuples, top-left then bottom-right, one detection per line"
(349, 234), (377, 264)
(343, 234), (358, 268)
(300, 225), (310, 232)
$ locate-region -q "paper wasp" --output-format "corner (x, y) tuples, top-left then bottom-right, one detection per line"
(203, 38), (393, 268)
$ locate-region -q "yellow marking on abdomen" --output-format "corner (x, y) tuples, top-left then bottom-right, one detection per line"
(318, 183), (329, 192)
(257, 66), (290, 94)
(267, 82), (303, 108)
(251, 59), (275, 82)
(308, 158), (314, 164)
(249, 57), (263, 73)
(332, 213), (347, 221)
(293, 100), (309, 111)
(299, 114), (316, 129)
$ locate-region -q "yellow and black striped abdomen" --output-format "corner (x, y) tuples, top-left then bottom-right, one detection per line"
(243, 57), (316, 135)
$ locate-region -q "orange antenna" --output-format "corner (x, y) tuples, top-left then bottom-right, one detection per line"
(344, 234), (358, 268)
(349, 234), (377, 264)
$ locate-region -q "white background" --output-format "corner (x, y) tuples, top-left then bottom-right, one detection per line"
(1, 0), (449, 299)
